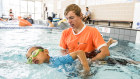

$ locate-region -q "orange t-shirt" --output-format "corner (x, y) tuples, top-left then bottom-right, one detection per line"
(19, 19), (32, 26)
(18, 16), (21, 20)
(0, 18), (2, 21)
(59, 25), (106, 53)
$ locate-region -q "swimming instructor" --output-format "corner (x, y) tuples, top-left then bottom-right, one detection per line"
(59, 4), (110, 62)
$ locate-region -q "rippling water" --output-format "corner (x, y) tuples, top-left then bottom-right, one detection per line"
(0, 29), (140, 79)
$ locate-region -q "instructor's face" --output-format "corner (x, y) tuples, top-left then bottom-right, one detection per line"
(65, 11), (82, 29)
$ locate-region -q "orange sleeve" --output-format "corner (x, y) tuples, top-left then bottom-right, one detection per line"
(26, 20), (32, 26)
(59, 30), (67, 49)
(92, 28), (106, 49)
(19, 19), (32, 26)
(18, 16), (21, 20)
(19, 19), (25, 26)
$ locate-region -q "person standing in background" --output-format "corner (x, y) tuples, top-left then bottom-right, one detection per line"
(9, 9), (14, 20)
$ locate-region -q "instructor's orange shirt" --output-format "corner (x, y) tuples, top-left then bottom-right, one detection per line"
(60, 25), (106, 53)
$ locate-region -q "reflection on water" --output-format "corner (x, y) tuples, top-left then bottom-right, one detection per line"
(0, 29), (140, 79)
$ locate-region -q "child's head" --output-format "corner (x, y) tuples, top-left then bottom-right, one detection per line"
(26, 46), (50, 64)
(47, 16), (53, 22)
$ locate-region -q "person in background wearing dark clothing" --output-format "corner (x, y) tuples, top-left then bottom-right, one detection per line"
(52, 12), (57, 18)
(27, 15), (34, 24)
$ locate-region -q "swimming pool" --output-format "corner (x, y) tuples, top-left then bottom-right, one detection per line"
(0, 28), (140, 79)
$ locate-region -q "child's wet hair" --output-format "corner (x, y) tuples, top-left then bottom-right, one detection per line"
(26, 46), (44, 58)
(33, 46), (44, 49)
(27, 46), (44, 52)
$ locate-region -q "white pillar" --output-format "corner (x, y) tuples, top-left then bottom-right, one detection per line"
(0, 0), (2, 17)
(133, 2), (140, 29)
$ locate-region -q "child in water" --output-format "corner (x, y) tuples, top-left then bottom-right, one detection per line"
(26, 46), (90, 76)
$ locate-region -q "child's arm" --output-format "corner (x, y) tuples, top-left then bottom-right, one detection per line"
(69, 50), (90, 75)
(127, 60), (140, 64)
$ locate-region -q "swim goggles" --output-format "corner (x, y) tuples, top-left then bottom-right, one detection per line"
(27, 49), (43, 64)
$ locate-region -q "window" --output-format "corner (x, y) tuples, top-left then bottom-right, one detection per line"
(1, 0), (43, 20)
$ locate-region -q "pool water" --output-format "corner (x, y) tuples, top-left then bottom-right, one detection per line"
(0, 29), (140, 79)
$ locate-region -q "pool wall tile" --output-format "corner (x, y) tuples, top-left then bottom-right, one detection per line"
(114, 34), (119, 39)
(124, 30), (131, 36)
(124, 36), (130, 41)
(103, 33), (108, 37)
(110, 28), (115, 34)
(115, 29), (119, 34)
(130, 36), (136, 42)
(119, 35), (124, 40)
(110, 34), (115, 38)
(90, 25), (139, 43)
(119, 29), (125, 34)
(130, 30), (137, 36)
(106, 33), (110, 37)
